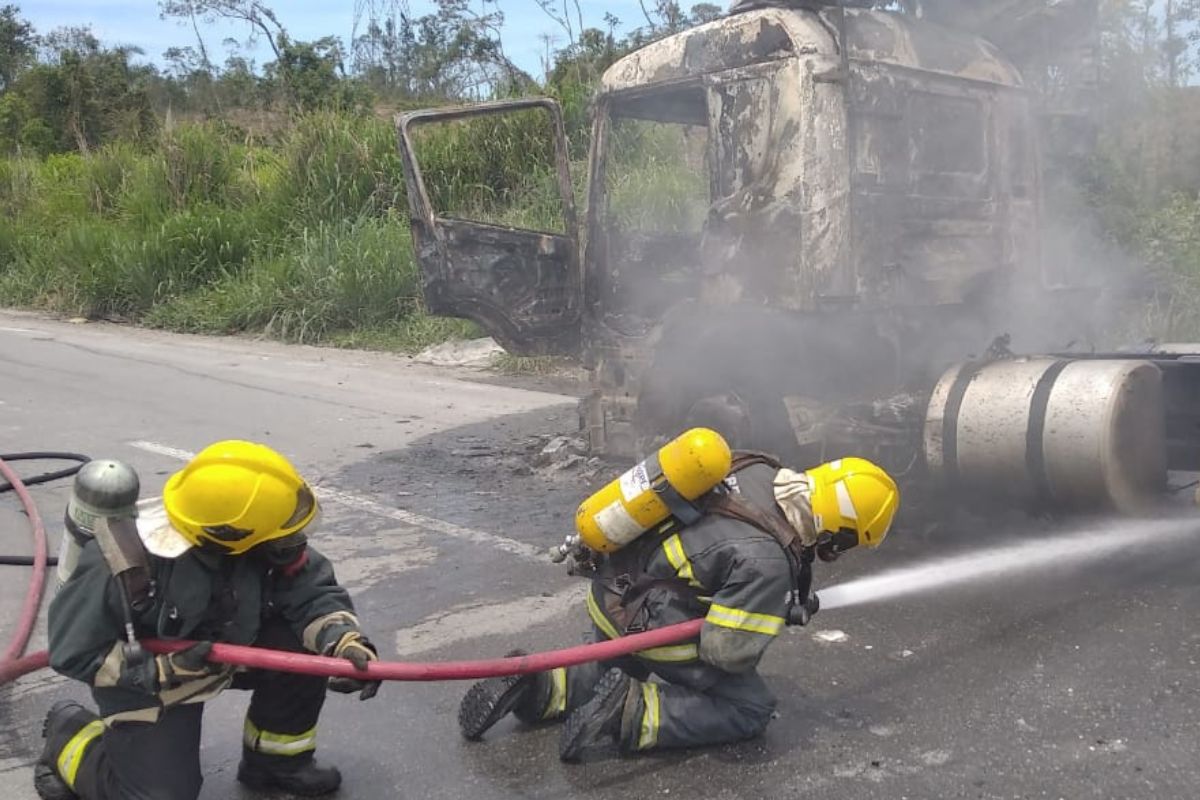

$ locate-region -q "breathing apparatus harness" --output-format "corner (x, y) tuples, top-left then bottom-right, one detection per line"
(61, 460), (155, 668)
(701, 452), (825, 626)
(566, 451), (826, 629)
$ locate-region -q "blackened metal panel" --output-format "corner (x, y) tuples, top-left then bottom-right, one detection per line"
(395, 99), (582, 356)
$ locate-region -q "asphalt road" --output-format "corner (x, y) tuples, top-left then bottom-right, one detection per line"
(2, 310), (1200, 800)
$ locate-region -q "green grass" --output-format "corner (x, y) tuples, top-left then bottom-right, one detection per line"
(0, 114), (489, 348)
(493, 353), (575, 375)
(144, 215), (422, 342)
(0, 106), (606, 356)
(410, 108), (570, 233)
(1126, 192), (1200, 341)
(326, 318), (482, 353)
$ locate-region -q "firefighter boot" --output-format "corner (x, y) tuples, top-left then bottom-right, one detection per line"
(458, 650), (555, 740)
(237, 751), (342, 797)
(558, 668), (633, 762)
(35, 701), (103, 800)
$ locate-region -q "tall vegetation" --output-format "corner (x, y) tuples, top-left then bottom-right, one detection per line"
(0, 1), (1198, 344)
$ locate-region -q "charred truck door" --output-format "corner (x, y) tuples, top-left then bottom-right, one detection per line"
(396, 99), (581, 355)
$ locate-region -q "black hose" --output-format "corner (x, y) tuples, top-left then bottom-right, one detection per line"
(0, 452), (90, 494)
(1, 452), (87, 567)
(0, 555), (58, 567)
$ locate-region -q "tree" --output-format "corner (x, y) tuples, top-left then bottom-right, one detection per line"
(9, 27), (158, 154)
(218, 52), (259, 107)
(1162, 0), (1200, 86)
(689, 4), (723, 25)
(38, 25), (100, 60)
(0, 89), (30, 151)
(266, 35), (354, 111)
(163, 45), (206, 79)
(534, 0), (585, 48)
(160, 1), (286, 61)
(0, 4), (34, 91)
(352, 0), (535, 100)
(638, 1), (687, 34)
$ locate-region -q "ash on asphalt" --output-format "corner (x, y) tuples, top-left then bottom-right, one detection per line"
(334, 405), (614, 546)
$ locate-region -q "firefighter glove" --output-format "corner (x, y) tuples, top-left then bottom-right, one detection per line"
(328, 631), (381, 700)
(158, 641), (226, 690)
(118, 641), (226, 694)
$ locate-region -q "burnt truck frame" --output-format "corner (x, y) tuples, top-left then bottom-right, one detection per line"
(397, 3), (1200, 517)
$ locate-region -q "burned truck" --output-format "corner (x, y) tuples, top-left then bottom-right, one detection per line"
(396, 1), (1200, 518)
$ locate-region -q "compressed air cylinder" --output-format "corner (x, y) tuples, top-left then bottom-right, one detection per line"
(574, 428), (732, 553)
(57, 459), (141, 588)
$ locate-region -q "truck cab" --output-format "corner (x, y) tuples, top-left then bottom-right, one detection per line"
(398, 3), (1200, 516)
(400, 4), (1045, 449)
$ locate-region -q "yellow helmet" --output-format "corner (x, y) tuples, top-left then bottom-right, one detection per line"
(805, 457), (899, 549)
(163, 440), (318, 555)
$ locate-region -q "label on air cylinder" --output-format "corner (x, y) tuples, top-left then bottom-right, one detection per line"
(56, 534), (79, 586)
(618, 462), (651, 503)
(594, 500), (645, 546)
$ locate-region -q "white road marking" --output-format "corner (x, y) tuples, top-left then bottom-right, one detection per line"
(394, 584), (588, 656)
(315, 486), (544, 561)
(0, 326), (35, 334)
(129, 440), (196, 462)
(321, 535), (439, 591)
(141, 493), (437, 591)
(128, 440), (546, 561)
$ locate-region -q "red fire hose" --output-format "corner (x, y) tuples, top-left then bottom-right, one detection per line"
(0, 455), (704, 687)
(0, 621), (705, 686)
(156, 620), (705, 680)
(0, 456), (49, 664)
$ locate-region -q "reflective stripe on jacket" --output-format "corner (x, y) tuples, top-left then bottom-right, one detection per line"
(589, 462), (793, 674)
(48, 539), (358, 722)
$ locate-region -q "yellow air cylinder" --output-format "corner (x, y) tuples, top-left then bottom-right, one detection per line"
(574, 428), (733, 553)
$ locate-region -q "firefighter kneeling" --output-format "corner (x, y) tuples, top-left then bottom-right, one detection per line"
(460, 431), (898, 760)
(35, 441), (381, 800)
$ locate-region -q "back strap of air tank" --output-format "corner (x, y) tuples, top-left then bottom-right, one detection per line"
(643, 451), (704, 525)
(646, 449), (782, 526)
(727, 452), (784, 475)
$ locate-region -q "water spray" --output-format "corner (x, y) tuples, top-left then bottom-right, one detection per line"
(817, 517), (1200, 612)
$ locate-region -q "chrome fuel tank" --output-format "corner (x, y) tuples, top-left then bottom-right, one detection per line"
(924, 358), (1166, 514)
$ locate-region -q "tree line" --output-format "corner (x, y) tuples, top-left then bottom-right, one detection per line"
(2, 2), (1198, 154)
(0, 1), (735, 156)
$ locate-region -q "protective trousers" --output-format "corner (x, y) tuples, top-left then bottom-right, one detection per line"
(538, 630), (777, 752)
(53, 620), (328, 800)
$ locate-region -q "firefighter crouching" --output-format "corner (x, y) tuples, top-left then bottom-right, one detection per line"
(459, 432), (898, 761)
(35, 441), (382, 800)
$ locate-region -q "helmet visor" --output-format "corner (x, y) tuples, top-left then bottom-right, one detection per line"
(815, 529), (859, 562)
(200, 485), (317, 554)
(281, 485), (318, 531)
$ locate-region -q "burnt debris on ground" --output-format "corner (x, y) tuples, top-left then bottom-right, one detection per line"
(333, 406), (617, 543)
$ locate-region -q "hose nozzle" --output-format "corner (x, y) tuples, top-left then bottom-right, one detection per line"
(549, 533), (581, 563)
(787, 592), (820, 627)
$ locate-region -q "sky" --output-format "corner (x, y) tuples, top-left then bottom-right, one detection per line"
(24, 1), (658, 78)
